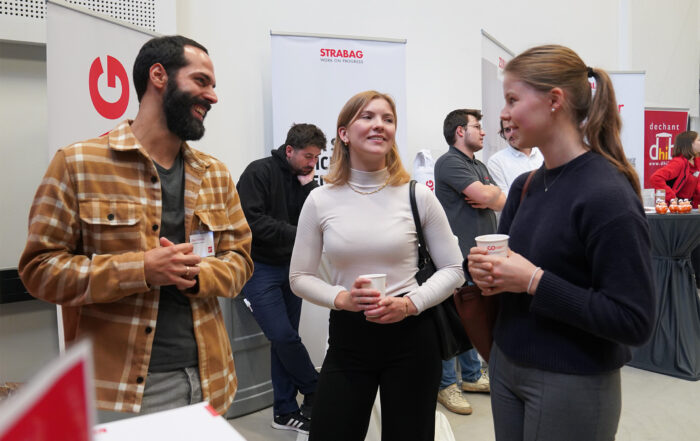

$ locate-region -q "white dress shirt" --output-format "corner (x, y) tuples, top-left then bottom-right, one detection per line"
(487, 146), (544, 195)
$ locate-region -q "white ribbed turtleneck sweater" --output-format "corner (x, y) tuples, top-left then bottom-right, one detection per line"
(289, 168), (464, 314)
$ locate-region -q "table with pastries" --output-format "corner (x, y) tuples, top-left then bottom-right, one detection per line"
(628, 210), (700, 380)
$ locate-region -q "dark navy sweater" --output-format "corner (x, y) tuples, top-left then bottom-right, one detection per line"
(496, 151), (656, 374)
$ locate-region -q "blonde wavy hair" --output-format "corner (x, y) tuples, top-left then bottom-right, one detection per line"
(324, 90), (410, 186)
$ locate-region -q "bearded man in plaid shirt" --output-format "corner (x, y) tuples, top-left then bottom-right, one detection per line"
(19, 35), (253, 418)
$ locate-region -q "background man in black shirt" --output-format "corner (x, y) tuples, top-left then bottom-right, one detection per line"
(237, 123), (326, 435)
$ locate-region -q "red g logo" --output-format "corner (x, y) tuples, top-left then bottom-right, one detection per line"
(425, 179), (435, 191)
(89, 55), (129, 119)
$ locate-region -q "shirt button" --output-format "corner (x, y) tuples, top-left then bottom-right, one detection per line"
(107, 213), (114, 221)
(145, 326), (153, 334)
(152, 224), (158, 231)
(136, 376), (144, 384)
(151, 176), (158, 183)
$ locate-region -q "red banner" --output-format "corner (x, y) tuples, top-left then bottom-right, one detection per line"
(0, 341), (93, 441)
(643, 109), (689, 188)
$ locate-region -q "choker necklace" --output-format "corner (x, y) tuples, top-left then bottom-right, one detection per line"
(543, 161), (573, 192)
(347, 177), (390, 195)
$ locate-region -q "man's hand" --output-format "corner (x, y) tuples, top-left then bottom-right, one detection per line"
(462, 182), (506, 211)
(144, 237), (202, 290)
(297, 167), (315, 185)
(463, 195), (489, 209)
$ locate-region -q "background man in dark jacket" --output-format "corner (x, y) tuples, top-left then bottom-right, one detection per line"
(236, 123), (326, 435)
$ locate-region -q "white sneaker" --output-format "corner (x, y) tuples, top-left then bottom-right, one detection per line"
(437, 383), (472, 415)
(461, 372), (490, 393)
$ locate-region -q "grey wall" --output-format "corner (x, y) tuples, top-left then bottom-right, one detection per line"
(0, 41), (54, 383)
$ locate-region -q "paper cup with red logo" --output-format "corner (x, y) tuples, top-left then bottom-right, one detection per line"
(359, 273), (386, 297)
(475, 234), (509, 257)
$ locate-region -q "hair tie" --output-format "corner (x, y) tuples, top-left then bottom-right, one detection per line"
(587, 66), (595, 78)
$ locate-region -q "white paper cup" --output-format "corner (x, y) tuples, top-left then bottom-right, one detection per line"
(359, 273), (386, 297)
(475, 234), (509, 257)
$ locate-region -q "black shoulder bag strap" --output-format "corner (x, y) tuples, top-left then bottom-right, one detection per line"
(409, 180), (436, 284)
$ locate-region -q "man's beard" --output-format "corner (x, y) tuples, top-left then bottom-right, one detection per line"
(289, 161), (313, 176)
(163, 80), (211, 141)
(466, 140), (483, 152)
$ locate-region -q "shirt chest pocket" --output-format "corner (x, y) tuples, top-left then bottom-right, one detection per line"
(193, 209), (233, 249)
(78, 199), (144, 254)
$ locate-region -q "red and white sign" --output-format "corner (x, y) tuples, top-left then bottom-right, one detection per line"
(643, 109), (689, 188)
(47, 1), (156, 157)
(88, 55), (131, 119)
(271, 32), (407, 369)
(0, 341), (94, 441)
(271, 33), (406, 187)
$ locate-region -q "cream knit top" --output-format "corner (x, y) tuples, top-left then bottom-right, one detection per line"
(289, 168), (464, 314)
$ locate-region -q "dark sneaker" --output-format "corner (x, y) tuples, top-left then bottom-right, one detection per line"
(300, 393), (314, 419)
(272, 410), (311, 434)
(300, 403), (313, 420)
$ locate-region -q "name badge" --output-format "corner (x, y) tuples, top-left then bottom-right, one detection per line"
(190, 230), (215, 257)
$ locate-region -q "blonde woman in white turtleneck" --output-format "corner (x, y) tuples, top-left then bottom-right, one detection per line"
(289, 90), (464, 440)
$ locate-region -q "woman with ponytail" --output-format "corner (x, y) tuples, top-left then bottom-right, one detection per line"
(467, 45), (655, 441)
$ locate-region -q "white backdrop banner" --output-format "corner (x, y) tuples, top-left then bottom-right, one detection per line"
(481, 31), (514, 162)
(271, 33), (406, 367)
(47, 1), (155, 349)
(609, 72), (645, 185)
(591, 72), (645, 186)
(47, 0), (155, 157)
(271, 33), (407, 185)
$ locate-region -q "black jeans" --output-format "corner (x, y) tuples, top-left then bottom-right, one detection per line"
(309, 308), (441, 441)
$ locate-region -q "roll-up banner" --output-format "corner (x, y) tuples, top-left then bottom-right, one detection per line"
(47, 0), (155, 157)
(47, 0), (155, 349)
(606, 72), (645, 187)
(644, 108), (689, 188)
(271, 32), (406, 366)
(271, 32), (407, 185)
(480, 30), (514, 162)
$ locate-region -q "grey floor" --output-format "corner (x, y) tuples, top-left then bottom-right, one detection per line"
(227, 365), (700, 441)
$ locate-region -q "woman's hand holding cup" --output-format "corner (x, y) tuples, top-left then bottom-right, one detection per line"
(365, 295), (416, 324)
(468, 247), (540, 295)
(334, 276), (383, 312)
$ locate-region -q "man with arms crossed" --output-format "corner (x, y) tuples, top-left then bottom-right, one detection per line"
(434, 109), (505, 414)
(236, 123), (326, 435)
(19, 35), (253, 418)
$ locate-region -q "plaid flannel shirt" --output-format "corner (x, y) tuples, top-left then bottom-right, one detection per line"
(19, 120), (253, 414)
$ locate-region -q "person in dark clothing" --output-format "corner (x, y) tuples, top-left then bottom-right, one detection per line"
(467, 45), (656, 441)
(434, 108), (499, 415)
(236, 123), (327, 435)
